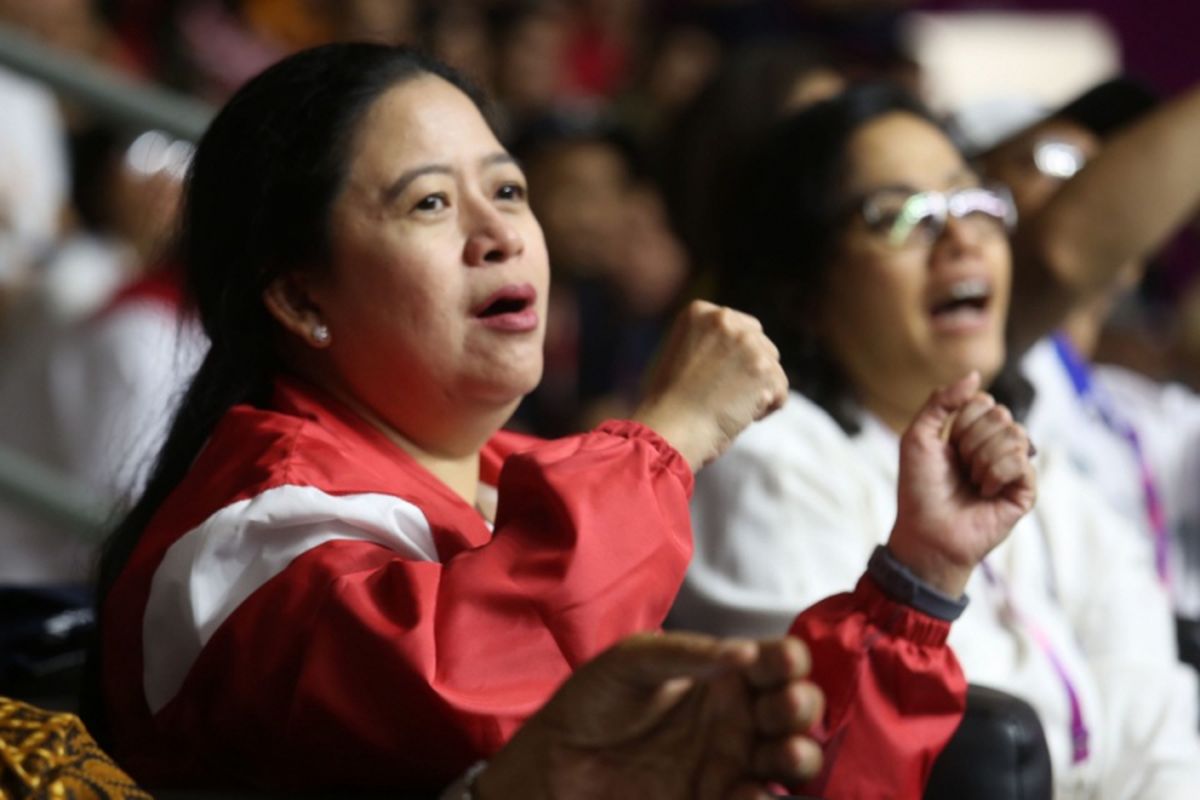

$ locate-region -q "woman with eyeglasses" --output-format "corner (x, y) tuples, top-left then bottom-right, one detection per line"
(669, 84), (1200, 798)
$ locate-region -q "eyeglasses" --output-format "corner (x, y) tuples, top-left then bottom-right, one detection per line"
(857, 185), (1016, 249)
(1030, 137), (1088, 180)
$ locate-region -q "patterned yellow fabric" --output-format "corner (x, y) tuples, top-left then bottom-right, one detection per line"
(0, 697), (151, 800)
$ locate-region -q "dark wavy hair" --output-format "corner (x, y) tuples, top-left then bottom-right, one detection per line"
(85, 42), (485, 737)
(718, 82), (1032, 434)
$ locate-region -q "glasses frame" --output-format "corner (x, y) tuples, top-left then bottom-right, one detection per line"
(855, 184), (1017, 249)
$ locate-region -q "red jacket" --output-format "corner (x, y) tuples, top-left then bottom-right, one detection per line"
(101, 376), (964, 795)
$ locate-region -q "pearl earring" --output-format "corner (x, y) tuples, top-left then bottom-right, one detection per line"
(312, 322), (331, 345)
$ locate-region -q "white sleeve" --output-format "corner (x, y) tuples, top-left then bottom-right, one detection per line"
(1043, 462), (1200, 800)
(668, 400), (887, 638)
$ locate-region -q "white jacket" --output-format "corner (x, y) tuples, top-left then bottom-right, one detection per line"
(1023, 339), (1200, 617)
(670, 391), (1200, 799)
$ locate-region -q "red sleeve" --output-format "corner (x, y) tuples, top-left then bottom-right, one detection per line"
(143, 422), (694, 791)
(790, 575), (968, 799)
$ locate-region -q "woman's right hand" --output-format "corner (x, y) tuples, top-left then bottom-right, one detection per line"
(886, 372), (1038, 598)
(632, 301), (789, 471)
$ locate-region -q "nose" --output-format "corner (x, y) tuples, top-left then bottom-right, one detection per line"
(934, 213), (988, 258)
(463, 197), (525, 267)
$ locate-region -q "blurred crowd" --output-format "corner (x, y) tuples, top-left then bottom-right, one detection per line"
(1, 0), (1199, 626)
(3, 1), (1200, 796)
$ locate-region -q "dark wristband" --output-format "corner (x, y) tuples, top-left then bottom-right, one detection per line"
(867, 545), (969, 622)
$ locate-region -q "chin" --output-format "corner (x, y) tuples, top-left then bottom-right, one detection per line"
(938, 337), (1005, 381)
(469, 363), (544, 409)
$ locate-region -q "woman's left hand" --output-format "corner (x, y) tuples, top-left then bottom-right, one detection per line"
(887, 372), (1037, 597)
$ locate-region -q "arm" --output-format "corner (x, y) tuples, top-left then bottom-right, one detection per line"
(1009, 83), (1200, 355)
(800, 376), (1037, 796)
(144, 424), (694, 791)
(791, 570), (967, 799)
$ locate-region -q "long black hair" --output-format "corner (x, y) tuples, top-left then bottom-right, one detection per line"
(86, 42), (484, 734)
(719, 83), (1031, 434)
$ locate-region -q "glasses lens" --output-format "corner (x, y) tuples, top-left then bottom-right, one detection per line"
(1033, 139), (1086, 180)
(948, 187), (1014, 230)
(885, 192), (943, 247)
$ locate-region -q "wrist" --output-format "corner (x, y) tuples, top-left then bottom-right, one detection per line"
(629, 400), (710, 472)
(880, 536), (973, 602)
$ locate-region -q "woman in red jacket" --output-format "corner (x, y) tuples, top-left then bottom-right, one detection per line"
(92, 43), (1033, 797)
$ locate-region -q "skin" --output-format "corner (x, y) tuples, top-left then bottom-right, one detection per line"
(264, 75), (789, 506)
(980, 117), (1100, 223)
(980, 118), (1134, 360)
(816, 113), (1037, 596)
(823, 112), (1013, 435)
(477, 632), (824, 800)
(252, 77), (1029, 792)
(887, 373), (1037, 597)
(266, 75), (550, 504)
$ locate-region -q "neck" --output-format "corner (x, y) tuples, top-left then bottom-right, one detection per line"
(858, 384), (923, 436)
(1060, 303), (1106, 361)
(332, 386), (485, 508)
(282, 353), (501, 509)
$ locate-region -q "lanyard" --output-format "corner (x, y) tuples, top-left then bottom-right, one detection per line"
(1051, 333), (1172, 590)
(980, 561), (1090, 764)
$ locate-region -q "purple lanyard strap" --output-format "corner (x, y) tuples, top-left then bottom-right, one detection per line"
(980, 561), (1090, 764)
(1051, 333), (1172, 591)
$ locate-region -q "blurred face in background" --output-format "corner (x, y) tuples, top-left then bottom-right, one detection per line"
(497, 7), (568, 115)
(980, 117), (1100, 221)
(526, 139), (629, 277)
(820, 112), (1014, 427)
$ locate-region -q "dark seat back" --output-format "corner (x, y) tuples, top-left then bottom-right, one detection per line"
(924, 684), (1052, 800)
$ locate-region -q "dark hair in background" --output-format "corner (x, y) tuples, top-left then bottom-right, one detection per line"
(659, 40), (835, 274)
(69, 126), (126, 233)
(85, 42), (484, 736)
(719, 82), (1031, 434)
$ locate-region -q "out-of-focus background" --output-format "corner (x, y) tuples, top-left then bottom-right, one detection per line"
(0, 0), (1196, 593)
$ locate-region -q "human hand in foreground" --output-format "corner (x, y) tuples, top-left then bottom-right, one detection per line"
(887, 372), (1038, 598)
(634, 300), (788, 471)
(476, 632), (824, 800)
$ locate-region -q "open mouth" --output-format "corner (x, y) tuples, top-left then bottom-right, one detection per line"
(471, 284), (539, 331)
(928, 278), (992, 327)
(476, 295), (531, 317)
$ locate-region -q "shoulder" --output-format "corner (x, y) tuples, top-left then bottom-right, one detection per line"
(694, 391), (870, 521)
(148, 401), (442, 547)
(709, 391), (857, 476)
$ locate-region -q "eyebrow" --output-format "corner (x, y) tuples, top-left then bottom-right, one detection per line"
(381, 152), (522, 205)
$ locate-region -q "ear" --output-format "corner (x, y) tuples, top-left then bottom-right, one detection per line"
(263, 273), (331, 348)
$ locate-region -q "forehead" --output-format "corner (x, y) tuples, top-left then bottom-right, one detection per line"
(843, 112), (969, 194)
(345, 75), (502, 180)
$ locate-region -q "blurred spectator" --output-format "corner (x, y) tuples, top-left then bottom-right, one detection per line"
(958, 79), (1200, 629)
(0, 123), (202, 586)
(659, 41), (844, 281)
(614, 22), (723, 146)
(513, 112), (689, 435)
(487, 0), (573, 139)
(0, 68), (68, 319)
(424, 0), (493, 87)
